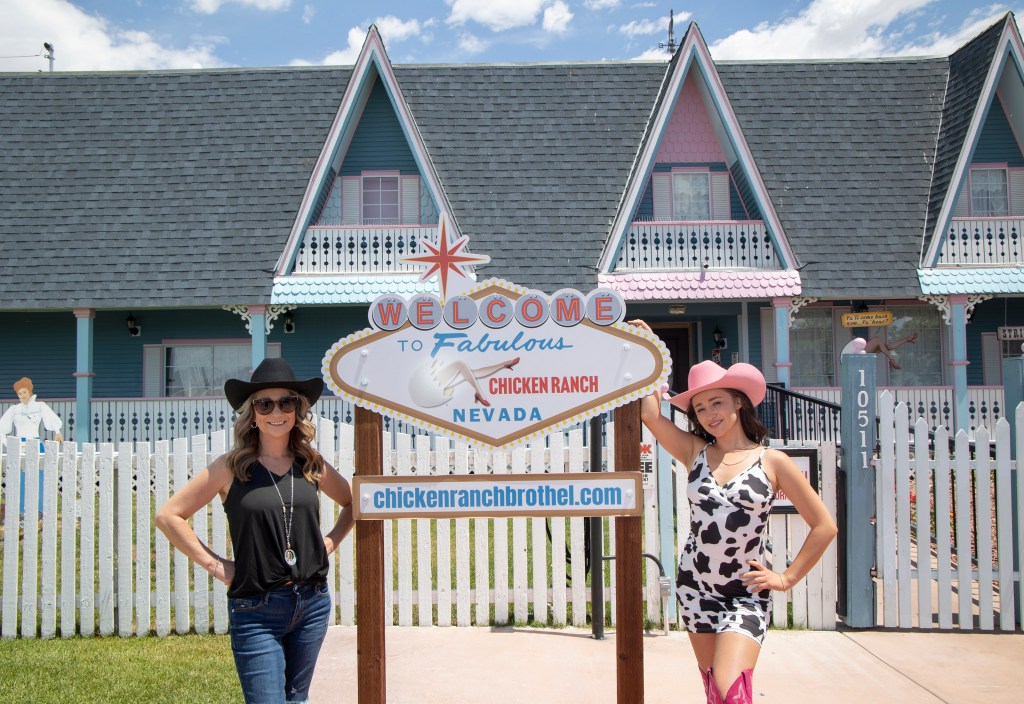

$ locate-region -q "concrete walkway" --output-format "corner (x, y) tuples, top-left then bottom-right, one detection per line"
(310, 626), (1023, 703)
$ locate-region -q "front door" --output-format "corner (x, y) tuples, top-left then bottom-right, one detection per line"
(651, 325), (691, 395)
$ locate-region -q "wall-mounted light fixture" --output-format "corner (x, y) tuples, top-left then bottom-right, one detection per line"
(126, 313), (141, 337)
(712, 327), (726, 349)
(283, 312), (296, 334)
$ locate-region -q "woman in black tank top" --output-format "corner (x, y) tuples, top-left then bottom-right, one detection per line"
(157, 358), (353, 704)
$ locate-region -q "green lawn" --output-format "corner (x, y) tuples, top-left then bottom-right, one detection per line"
(0, 634), (241, 703)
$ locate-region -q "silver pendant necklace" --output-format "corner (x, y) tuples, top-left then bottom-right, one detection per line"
(265, 462), (297, 566)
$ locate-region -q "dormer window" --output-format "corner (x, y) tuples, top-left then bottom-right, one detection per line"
(334, 171), (421, 226)
(650, 167), (731, 221)
(953, 165), (1024, 217)
(672, 171), (711, 220)
(362, 174), (400, 224)
(969, 168), (1009, 216)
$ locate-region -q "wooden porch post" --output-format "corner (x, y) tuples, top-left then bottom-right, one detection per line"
(614, 400), (644, 703)
(354, 406), (386, 703)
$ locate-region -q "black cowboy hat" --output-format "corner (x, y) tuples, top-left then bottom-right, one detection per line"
(224, 357), (324, 411)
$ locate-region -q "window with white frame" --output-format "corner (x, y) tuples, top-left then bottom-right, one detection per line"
(969, 168), (1009, 217)
(144, 342), (281, 397)
(789, 307), (835, 386)
(672, 172), (711, 220)
(650, 169), (730, 221)
(361, 174), (400, 224)
(874, 306), (942, 386)
(339, 172), (421, 226)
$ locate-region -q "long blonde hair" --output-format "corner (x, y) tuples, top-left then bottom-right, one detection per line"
(225, 390), (326, 483)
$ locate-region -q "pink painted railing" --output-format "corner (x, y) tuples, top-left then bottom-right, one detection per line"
(618, 220), (780, 270)
(940, 218), (1024, 266)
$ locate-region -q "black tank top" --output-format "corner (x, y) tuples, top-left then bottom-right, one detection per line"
(222, 461), (329, 598)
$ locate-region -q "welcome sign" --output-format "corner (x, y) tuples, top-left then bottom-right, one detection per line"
(322, 221), (670, 448)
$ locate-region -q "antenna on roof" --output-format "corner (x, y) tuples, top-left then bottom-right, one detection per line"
(43, 42), (54, 72)
(658, 10), (676, 55)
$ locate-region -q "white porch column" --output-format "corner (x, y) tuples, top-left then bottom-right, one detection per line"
(772, 297), (792, 387)
(73, 308), (95, 443)
(248, 305), (268, 371)
(948, 294), (970, 435)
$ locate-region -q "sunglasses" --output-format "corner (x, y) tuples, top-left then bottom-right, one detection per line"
(252, 395), (300, 415)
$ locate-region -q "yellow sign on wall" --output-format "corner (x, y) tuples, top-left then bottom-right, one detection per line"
(840, 311), (894, 328)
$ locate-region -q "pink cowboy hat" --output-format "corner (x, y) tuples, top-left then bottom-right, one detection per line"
(669, 360), (767, 411)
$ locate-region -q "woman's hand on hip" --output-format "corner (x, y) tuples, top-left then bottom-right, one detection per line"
(741, 560), (790, 593)
(211, 558), (235, 586)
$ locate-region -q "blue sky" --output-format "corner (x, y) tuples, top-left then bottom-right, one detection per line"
(0, 0), (1020, 72)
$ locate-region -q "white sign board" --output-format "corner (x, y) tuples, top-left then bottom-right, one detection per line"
(324, 279), (669, 448)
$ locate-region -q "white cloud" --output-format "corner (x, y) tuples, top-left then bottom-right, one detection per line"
(301, 4), (314, 24)
(0, 0), (226, 71)
(446, 0), (556, 32)
(542, 1), (573, 34)
(619, 17), (667, 39)
(310, 16), (428, 66)
(584, 0), (620, 9)
(708, 0), (1013, 60)
(190, 0), (291, 14)
(459, 33), (488, 53)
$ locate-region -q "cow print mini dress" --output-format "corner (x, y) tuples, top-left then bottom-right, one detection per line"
(676, 445), (775, 645)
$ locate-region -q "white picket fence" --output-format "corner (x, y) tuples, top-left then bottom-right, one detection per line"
(875, 394), (1024, 630)
(0, 418), (837, 639)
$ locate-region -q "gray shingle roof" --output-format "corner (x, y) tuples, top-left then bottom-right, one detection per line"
(395, 62), (666, 293)
(0, 16), (1013, 309)
(0, 67), (348, 310)
(718, 58), (949, 298)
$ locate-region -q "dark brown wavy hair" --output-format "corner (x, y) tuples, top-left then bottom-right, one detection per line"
(225, 389), (326, 483)
(684, 389), (769, 446)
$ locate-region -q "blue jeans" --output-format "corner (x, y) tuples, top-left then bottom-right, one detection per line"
(228, 582), (332, 704)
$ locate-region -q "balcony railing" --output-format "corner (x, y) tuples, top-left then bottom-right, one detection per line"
(617, 220), (780, 271)
(292, 225), (437, 275)
(939, 218), (1024, 266)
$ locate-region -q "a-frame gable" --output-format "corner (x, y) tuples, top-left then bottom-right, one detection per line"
(922, 13), (1023, 270)
(598, 22), (798, 275)
(275, 25), (455, 277)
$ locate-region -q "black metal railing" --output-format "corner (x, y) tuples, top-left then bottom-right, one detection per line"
(759, 383), (841, 445)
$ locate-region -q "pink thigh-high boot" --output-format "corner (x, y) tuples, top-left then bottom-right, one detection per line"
(700, 668), (712, 698)
(706, 668), (753, 704)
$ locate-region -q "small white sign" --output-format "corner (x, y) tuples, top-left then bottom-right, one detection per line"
(353, 472), (643, 519)
(998, 326), (1024, 341)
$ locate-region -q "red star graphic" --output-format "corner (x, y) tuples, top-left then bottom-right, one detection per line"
(401, 219), (490, 300)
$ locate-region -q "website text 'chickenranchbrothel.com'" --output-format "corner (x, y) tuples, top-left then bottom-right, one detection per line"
(352, 473), (643, 519)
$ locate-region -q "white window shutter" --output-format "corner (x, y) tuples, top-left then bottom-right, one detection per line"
(711, 172), (730, 219)
(401, 175), (420, 224)
(341, 176), (361, 225)
(1009, 168), (1024, 216)
(981, 333), (1002, 385)
(652, 173), (671, 221)
(759, 307), (778, 384)
(952, 191), (969, 217)
(143, 345), (164, 398)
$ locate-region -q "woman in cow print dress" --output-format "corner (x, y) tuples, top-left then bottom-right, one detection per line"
(630, 321), (838, 704)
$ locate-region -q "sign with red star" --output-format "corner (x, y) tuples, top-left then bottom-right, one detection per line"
(400, 213), (489, 301)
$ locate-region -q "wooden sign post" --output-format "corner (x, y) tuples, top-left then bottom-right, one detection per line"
(614, 401), (644, 703)
(355, 406), (386, 703)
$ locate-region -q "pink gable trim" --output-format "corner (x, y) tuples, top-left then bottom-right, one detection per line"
(598, 270), (801, 300)
(655, 72), (725, 164)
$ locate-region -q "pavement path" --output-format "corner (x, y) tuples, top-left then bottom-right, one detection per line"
(309, 626), (1024, 703)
